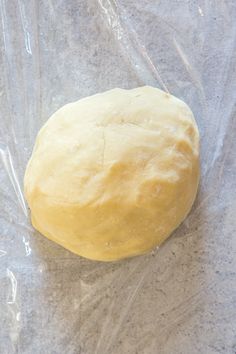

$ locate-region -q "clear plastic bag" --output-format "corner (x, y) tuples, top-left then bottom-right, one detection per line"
(1, 1), (236, 353)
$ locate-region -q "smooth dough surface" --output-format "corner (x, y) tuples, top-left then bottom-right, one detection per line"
(24, 86), (200, 261)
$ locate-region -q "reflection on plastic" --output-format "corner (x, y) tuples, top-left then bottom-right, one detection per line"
(0, 144), (28, 217)
(97, 0), (169, 92)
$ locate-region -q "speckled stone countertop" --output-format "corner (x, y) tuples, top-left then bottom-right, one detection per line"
(0, 1), (236, 353)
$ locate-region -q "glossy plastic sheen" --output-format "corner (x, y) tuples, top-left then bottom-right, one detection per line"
(0, 1), (236, 353)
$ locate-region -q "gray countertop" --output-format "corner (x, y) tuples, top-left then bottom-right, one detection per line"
(0, 1), (236, 353)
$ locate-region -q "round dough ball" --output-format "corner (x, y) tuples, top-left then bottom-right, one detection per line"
(24, 86), (200, 261)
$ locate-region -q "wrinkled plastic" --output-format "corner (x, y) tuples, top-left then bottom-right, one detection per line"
(1, 1), (236, 353)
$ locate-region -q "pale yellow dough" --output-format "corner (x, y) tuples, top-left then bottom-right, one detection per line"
(24, 86), (200, 261)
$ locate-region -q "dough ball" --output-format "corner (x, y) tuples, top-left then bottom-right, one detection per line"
(24, 86), (200, 261)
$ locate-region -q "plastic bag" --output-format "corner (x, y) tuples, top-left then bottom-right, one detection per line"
(1, 1), (236, 353)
